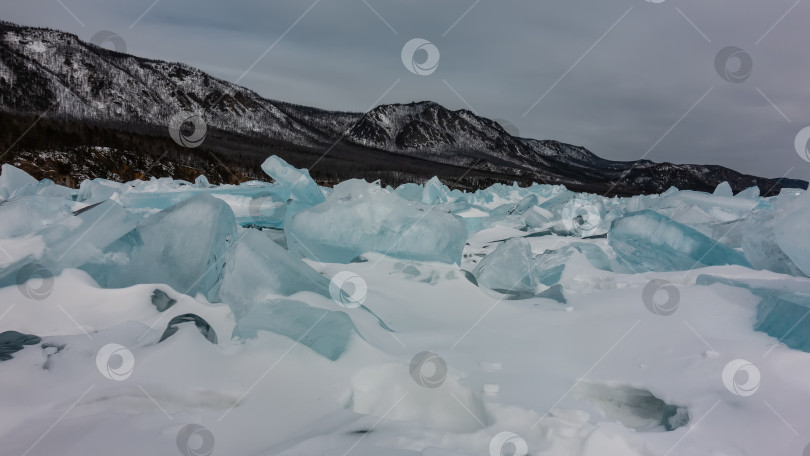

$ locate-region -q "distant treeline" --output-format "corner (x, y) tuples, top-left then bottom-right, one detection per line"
(0, 110), (542, 190)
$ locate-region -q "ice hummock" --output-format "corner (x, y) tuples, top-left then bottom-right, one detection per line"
(470, 236), (613, 299)
(261, 155), (325, 206)
(472, 238), (535, 295)
(232, 298), (357, 360)
(609, 210), (750, 272)
(0, 163), (38, 200)
(773, 205), (810, 277)
(287, 179), (467, 264)
(219, 229), (331, 320)
(2, 160), (810, 456)
(420, 176), (455, 205)
(713, 181), (733, 197)
(86, 193), (237, 301)
(696, 274), (810, 352)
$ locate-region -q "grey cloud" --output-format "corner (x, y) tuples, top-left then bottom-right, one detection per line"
(1, 0), (808, 180)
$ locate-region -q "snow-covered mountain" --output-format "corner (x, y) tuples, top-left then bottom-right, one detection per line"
(0, 21), (355, 146)
(0, 21), (805, 194)
(347, 101), (601, 169)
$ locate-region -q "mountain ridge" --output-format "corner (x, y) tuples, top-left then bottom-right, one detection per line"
(0, 20), (805, 195)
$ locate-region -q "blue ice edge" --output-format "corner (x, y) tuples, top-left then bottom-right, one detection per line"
(696, 274), (810, 353)
(231, 299), (395, 361)
(233, 299), (355, 361)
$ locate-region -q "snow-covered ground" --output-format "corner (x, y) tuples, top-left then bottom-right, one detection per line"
(0, 158), (809, 456)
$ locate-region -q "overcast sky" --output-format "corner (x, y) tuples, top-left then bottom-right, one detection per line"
(3, 0), (810, 180)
